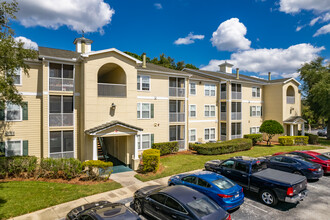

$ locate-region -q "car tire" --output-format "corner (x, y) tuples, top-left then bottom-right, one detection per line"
(260, 189), (278, 206)
(134, 199), (143, 215)
(169, 183), (175, 186)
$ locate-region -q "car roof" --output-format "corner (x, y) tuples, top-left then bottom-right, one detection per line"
(231, 156), (266, 163)
(190, 171), (224, 182)
(93, 203), (137, 219)
(279, 154), (301, 158)
(160, 185), (205, 204)
(298, 151), (321, 156)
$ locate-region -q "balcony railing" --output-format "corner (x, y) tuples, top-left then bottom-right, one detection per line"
(231, 112), (242, 120)
(98, 83), (126, 97)
(169, 112), (185, 122)
(221, 91), (226, 99)
(231, 92), (242, 100)
(231, 134), (242, 139)
(220, 112), (227, 120)
(49, 151), (74, 158)
(49, 77), (74, 92)
(49, 113), (73, 127)
(287, 96), (295, 104)
(220, 135), (226, 141)
(169, 87), (185, 97)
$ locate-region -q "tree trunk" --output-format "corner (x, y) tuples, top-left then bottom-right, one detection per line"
(327, 119), (330, 140)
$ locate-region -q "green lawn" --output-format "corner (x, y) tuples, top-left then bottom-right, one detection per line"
(0, 181), (122, 219)
(135, 145), (324, 182)
(319, 138), (330, 146)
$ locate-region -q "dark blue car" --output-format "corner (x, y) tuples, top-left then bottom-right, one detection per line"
(168, 171), (244, 210)
(267, 154), (323, 180)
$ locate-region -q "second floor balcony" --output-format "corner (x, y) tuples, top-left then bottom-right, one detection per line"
(231, 112), (242, 120)
(169, 87), (185, 97)
(49, 113), (73, 127)
(220, 112), (227, 120)
(49, 77), (74, 92)
(231, 91), (242, 99)
(169, 112), (185, 122)
(98, 83), (126, 97)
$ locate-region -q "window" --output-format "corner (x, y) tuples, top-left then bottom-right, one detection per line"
(220, 83), (226, 99)
(149, 193), (167, 204)
(231, 102), (241, 120)
(204, 105), (216, 117)
(204, 128), (215, 141)
(49, 131), (74, 158)
(212, 178), (236, 190)
(49, 96), (74, 127)
(190, 82), (196, 95)
(137, 134), (153, 150)
(13, 68), (21, 85)
(250, 127), (260, 134)
(165, 197), (186, 213)
(137, 103), (152, 119)
(49, 63), (74, 91)
(189, 105), (196, 117)
(204, 84), (216, 96)
(231, 123), (241, 138)
(6, 140), (22, 156)
(252, 87), (261, 98)
(221, 123), (226, 135)
(221, 160), (235, 169)
(169, 125), (185, 141)
(189, 129), (196, 142)
(270, 156), (282, 162)
(137, 75), (150, 91)
(231, 83), (241, 99)
(250, 106), (262, 117)
(187, 198), (218, 218)
(6, 102), (22, 121)
(235, 162), (248, 172)
(182, 176), (197, 184)
(197, 178), (211, 188)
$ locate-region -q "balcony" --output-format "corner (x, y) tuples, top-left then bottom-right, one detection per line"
(231, 112), (242, 120)
(221, 91), (226, 99)
(49, 151), (74, 158)
(169, 87), (185, 97)
(287, 96), (295, 104)
(49, 77), (74, 92)
(169, 112), (185, 122)
(98, 83), (126, 97)
(220, 112), (227, 120)
(231, 92), (241, 100)
(49, 113), (73, 127)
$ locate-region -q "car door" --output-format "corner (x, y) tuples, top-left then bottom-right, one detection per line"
(219, 159), (235, 178)
(268, 156), (288, 172)
(162, 196), (190, 220)
(144, 193), (168, 220)
(281, 157), (297, 172)
(181, 175), (198, 191)
(230, 161), (249, 187)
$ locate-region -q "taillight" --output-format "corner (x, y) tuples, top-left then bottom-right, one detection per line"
(287, 187), (294, 196)
(241, 188), (244, 192)
(218, 194), (233, 198)
(226, 214), (232, 220)
(308, 168), (318, 171)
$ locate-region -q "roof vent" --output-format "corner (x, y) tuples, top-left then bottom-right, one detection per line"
(219, 61), (234, 74)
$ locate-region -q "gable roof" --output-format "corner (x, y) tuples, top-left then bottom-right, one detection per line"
(283, 116), (306, 124)
(38, 46), (80, 60)
(81, 48), (142, 64)
(136, 63), (190, 75)
(85, 120), (143, 135)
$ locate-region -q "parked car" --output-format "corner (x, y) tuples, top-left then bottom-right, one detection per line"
(323, 152), (330, 158)
(267, 154), (323, 180)
(205, 156), (308, 206)
(168, 171), (244, 211)
(317, 128), (327, 137)
(276, 151), (330, 174)
(133, 185), (231, 220)
(66, 201), (141, 220)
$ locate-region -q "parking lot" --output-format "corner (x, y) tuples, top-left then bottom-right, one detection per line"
(116, 175), (330, 220)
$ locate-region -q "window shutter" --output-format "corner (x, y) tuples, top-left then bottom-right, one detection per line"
(151, 103), (154, 118)
(0, 107), (4, 121)
(151, 134), (154, 145)
(0, 142), (5, 155)
(23, 140), (28, 156)
(250, 106), (252, 116)
(261, 106), (263, 116)
(22, 102), (28, 120)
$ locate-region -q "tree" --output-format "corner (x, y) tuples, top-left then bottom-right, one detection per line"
(260, 120), (284, 146)
(299, 57), (330, 140)
(0, 1), (38, 109)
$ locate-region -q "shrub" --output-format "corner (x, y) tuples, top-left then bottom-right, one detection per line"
(82, 160), (113, 180)
(189, 138), (252, 155)
(39, 158), (82, 180)
(151, 142), (179, 156)
(279, 137), (294, 146)
(243, 134), (263, 146)
(142, 149), (160, 173)
(260, 120), (284, 146)
(305, 133), (318, 144)
(0, 156), (37, 178)
(293, 136), (309, 145)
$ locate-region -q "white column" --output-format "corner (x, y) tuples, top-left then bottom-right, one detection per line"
(302, 123), (305, 136)
(134, 135), (139, 160)
(93, 137), (98, 160)
(290, 124), (294, 136)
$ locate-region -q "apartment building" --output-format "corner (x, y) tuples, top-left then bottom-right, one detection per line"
(0, 37), (304, 170)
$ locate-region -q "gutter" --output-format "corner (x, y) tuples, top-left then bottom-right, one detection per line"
(39, 55), (78, 62)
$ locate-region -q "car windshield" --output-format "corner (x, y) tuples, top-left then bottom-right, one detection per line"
(251, 161), (267, 173)
(316, 155), (330, 161)
(186, 197), (219, 218)
(212, 177), (236, 190)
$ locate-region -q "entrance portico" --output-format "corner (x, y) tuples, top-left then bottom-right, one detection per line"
(283, 116), (306, 136)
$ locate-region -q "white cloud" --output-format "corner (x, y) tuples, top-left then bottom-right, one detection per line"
(296, 26), (304, 31)
(174, 32), (205, 45)
(310, 13), (330, 26)
(16, 0), (115, 33)
(201, 43), (324, 78)
(154, 3), (163, 10)
(211, 18), (251, 51)
(14, 36), (38, 50)
(313, 23), (330, 36)
(310, 17), (321, 26)
(279, 0), (330, 13)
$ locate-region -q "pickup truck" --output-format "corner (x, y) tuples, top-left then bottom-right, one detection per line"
(204, 156), (308, 206)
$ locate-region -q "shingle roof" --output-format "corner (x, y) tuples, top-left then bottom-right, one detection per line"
(283, 116), (306, 123)
(190, 74), (218, 82)
(38, 46), (80, 59)
(269, 78), (291, 83)
(136, 63), (188, 74)
(85, 120), (143, 135)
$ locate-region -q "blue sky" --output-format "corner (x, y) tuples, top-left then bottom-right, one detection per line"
(12, 0), (330, 79)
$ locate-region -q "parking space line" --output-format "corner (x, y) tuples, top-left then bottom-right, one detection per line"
(244, 202), (268, 213)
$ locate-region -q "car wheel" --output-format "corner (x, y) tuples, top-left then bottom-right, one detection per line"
(260, 189), (278, 206)
(134, 199), (143, 215)
(169, 183), (175, 186)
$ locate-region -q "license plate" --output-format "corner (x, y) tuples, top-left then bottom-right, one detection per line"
(235, 194), (239, 198)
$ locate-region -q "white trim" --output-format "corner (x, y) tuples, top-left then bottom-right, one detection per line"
(252, 87), (261, 98)
(204, 83), (216, 96)
(137, 74), (151, 91)
(189, 104), (197, 118)
(4, 102), (23, 122)
(95, 131), (137, 136)
(20, 92), (42, 96)
(39, 55), (77, 63)
(283, 78), (301, 85)
(4, 140), (23, 157)
(242, 100), (264, 103)
(136, 133), (152, 150)
(190, 119), (218, 123)
(189, 78), (217, 83)
(189, 82), (196, 96)
(189, 129), (197, 142)
(82, 48), (142, 64)
(137, 96), (168, 100)
(204, 104), (216, 117)
(204, 127), (216, 141)
(13, 68), (22, 86)
(43, 91), (49, 95)
(137, 102), (151, 119)
(88, 124), (142, 135)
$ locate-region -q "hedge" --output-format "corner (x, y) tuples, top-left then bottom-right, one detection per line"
(39, 158), (83, 180)
(151, 142), (179, 156)
(0, 156), (37, 178)
(142, 149), (160, 173)
(243, 134), (263, 146)
(82, 160), (113, 180)
(305, 133), (318, 144)
(189, 138), (252, 155)
(278, 136), (309, 146)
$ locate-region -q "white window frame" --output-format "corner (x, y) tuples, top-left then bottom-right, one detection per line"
(250, 127), (260, 134)
(189, 82), (196, 95)
(4, 140), (23, 157)
(251, 106), (262, 117)
(5, 102), (23, 122)
(204, 128), (216, 141)
(137, 103), (151, 119)
(137, 75), (150, 91)
(204, 84), (216, 96)
(189, 129), (197, 142)
(204, 105), (216, 117)
(13, 68), (22, 86)
(252, 87), (260, 98)
(137, 133), (152, 150)
(189, 104), (196, 118)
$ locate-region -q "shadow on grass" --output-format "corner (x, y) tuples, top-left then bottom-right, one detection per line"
(0, 182), (7, 219)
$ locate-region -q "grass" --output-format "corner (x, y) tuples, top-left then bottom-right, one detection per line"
(319, 138), (330, 146)
(135, 145), (324, 182)
(0, 181), (122, 219)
